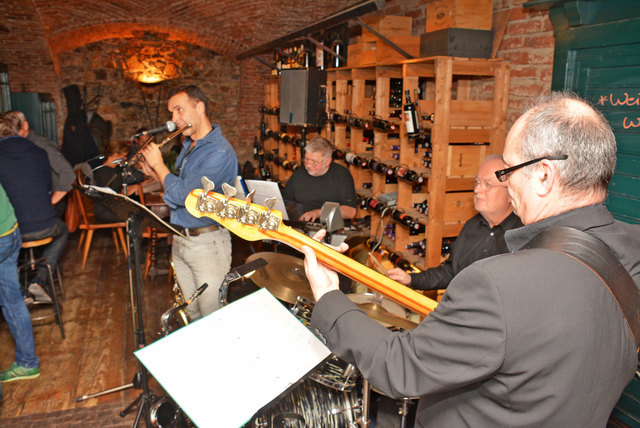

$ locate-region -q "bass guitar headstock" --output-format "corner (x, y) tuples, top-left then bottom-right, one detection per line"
(185, 177), (284, 242)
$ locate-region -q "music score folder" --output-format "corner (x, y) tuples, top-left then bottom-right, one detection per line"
(134, 288), (331, 428)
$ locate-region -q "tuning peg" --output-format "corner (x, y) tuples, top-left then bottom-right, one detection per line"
(245, 189), (256, 206)
(221, 182), (237, 201)
(201, 177), (215, 194)
(264, 197), (277, 212)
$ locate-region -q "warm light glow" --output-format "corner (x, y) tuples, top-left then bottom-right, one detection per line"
(119, 32), (184, 84)
(137, 72), (165, 84)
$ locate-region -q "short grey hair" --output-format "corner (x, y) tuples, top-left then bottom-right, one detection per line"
(517, 92), (616, 195)
(305, 136), (333, 159)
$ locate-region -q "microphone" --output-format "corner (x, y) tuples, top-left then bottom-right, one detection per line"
(133, 121), (177, 137)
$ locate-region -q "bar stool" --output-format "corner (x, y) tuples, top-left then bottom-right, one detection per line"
(19, 237), (65, 339)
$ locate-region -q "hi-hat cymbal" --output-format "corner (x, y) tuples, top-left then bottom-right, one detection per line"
(246, 252), (314, 304)
(347, 293), (418, 330)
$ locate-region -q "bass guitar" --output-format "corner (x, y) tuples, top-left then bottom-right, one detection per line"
(184, 178), (438, 317)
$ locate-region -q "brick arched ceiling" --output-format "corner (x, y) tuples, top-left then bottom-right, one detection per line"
(30, 0), (363, 57)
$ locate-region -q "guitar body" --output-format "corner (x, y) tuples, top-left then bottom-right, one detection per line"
(185, 186), (437, 317)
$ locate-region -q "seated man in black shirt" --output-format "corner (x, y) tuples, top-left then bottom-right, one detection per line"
(388, 155), (522, 290)
(282, 136), (357, 222)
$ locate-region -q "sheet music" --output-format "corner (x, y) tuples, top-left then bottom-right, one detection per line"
(82, 184), (184, 237)
(134, 288), (331, 428)
(244, 179), (289, 220)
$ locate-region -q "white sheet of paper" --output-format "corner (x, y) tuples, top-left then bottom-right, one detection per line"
(244, 179), (289, 220)
(135, 288), (330, 428)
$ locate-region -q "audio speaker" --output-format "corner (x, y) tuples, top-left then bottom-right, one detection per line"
(279, 69), (326, 128)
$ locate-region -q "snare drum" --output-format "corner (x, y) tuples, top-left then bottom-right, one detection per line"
(251, 380), (360, 427)
(291, 297), (359, 392)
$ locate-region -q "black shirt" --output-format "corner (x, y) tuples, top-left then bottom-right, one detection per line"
(281, 162), (357, 219)
(410, 211), (523, 290)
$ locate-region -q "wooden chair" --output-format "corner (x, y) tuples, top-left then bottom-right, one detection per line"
(134, 184), (170, 278)
(71, 179), (128, 269)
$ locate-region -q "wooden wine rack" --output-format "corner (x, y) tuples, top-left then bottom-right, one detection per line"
(260, 55), (510, 270)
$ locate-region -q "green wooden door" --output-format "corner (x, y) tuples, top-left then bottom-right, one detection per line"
(527, 0), (640, 224)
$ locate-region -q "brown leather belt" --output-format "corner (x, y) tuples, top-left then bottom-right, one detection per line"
(183, 224), (220, 237)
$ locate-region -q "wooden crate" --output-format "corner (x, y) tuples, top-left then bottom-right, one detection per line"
(447, 144), (487, 177)
(426, 0), (493, 32)
(347, 42), (377, 67)
(362, 15), (412, 42)
(375, 36), (420, 63)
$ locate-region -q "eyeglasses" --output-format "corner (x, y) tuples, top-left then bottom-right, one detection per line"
(495, 154), (568, 182)
(474, 178), (504, 191)
(304, 156), (328, 167)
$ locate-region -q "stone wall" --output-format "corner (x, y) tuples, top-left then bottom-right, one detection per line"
(58, 39), (244, 158)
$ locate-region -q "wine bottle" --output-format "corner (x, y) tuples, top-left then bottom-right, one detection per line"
(371, 118), (397, 132)
(344, 152), (362, 166)
(388, 251), (416, 272)
(253, 136), (262, 160)
(331, 38), (345, 68)
(348, 116), (367, 129)
(403, 89), (420, 139)
(330, 112), (347, 123)
(332, 149), (345, 160)
(279, 133), (291, 144)
(442, 238), (455, 257)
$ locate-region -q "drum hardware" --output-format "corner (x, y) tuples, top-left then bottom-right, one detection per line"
(346, 293), (418, 331)
(246, 252), (314, 304)
(292, 297), (359, 392)
(250, 380), (361, 427)
(218, 257), (268, 307)
(160, 282), (208, 336)
(148, 394), (187, 428)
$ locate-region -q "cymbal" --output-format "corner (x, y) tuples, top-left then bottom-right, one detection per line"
(347, 293), (418, 330)
(343, 235), (371, 250)
(246, 252), (314, 304)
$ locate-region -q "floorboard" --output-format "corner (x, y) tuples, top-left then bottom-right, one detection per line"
(0, 230), (177, 425)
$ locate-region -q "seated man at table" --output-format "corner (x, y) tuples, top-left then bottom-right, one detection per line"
(388, 155), (522, 291)
(282, 136), (357, 223)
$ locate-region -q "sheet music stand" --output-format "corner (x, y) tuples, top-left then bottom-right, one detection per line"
(74, 185), (184, 427)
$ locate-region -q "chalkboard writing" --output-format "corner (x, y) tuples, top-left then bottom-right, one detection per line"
(596, 92), (640, 129)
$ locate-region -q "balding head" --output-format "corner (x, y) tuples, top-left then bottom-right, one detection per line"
(516, 93), (616, 198)
(502, 92), (616, 224)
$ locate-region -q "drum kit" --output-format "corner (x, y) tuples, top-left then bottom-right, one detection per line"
(218, 251), (418, 427)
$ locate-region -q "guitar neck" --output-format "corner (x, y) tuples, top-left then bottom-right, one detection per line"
(184, 189), (437, 317)
(266, 225), (437, 317)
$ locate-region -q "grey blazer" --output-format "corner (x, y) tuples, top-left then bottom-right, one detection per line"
(311, 204), (640, 427)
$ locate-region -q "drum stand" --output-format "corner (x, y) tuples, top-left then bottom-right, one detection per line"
(359, 379), (372, 427)
(73, 186), (183, 428)
(359, 378), (414, 428)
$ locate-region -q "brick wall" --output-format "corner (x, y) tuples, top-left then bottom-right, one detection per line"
(1, 0), (555, 164)
(371, 0), (555, 125)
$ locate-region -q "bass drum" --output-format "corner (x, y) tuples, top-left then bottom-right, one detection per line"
(250, 380), (360, 427)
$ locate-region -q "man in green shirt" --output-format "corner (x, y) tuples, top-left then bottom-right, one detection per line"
(0, 183), (40, 395)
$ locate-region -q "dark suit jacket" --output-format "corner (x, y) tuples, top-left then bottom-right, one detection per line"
(311, 204), (639, 427)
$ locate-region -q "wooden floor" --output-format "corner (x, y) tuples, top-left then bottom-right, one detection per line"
(0, 229), (254, 426)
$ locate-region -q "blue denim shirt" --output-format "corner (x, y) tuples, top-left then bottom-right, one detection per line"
(163, 124), (237, 228)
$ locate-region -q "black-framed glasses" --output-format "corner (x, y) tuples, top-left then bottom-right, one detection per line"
(495, 154), (568, 182)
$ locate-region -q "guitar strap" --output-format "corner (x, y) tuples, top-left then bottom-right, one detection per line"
(523, 226), (640, 350)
